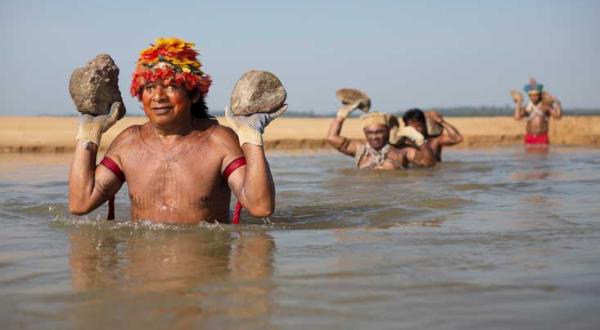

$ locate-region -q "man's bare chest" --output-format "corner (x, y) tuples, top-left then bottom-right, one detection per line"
(120, 145), (226, 200)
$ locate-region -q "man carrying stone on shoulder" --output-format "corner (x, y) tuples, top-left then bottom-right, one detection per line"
(392, 108), (462, 162)
(327, 102), (436, 169)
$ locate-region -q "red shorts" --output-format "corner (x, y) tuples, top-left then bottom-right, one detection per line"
(524, 133), (549, 145)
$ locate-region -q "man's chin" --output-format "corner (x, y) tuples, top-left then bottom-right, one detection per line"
(149, 114), (175, 126)
(369, 142), (385, 150)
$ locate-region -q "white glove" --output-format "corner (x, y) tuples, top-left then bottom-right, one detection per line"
(75, 102), (124, 146)
(396, 126), (425, 146)
(336, 101), (361, 119)
(225, 105), (288, 146)
(510, 90), (523, 105)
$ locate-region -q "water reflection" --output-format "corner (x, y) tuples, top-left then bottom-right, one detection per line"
(511, 147), (554, 181)
(2, 149), (600, 329)
(525, 144), (550, 155)
(511, 171), (552, 181)
(68, 225), (275, 328)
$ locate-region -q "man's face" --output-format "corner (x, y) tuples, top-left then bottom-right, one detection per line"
(406, 119), (426, 135)
(363, 124), (389, 150)
(141, 81), (195, 126)
(528, 91), (541, 103)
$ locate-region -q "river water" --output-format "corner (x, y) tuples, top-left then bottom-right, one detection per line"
(1, 147), (599, 329)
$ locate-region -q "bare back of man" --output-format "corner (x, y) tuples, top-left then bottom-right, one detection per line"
(101, 119), (244, 223)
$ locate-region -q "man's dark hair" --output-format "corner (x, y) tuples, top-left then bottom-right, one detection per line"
(190, 93), (209, 118)
(403, 108), (428, 137)
(402, 108), (426, 125)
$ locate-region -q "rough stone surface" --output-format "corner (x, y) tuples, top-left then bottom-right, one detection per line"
(336, 88), (371, 112)
(426, 117), (443, 137)
(69, 54), (125, 119)
(230, 70), (287, 116)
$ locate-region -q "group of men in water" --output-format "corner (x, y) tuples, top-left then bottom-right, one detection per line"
(328, 77), (562, 170)
(68, 37), (563, 224)
(327, 106), (463, 170)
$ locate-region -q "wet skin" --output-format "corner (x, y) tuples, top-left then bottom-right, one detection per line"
(326, 117), (429, 170)
(363, 125), (389, 150)
(406, 113), (463, 161)
(359, 124), (406, 169)
(69, 81), (276, 224)
(514, 91), (562, 136)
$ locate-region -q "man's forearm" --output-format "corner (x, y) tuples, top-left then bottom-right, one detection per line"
(69, 142), (98, 214)
(327, 117), (347, 147)
(240, 144), (275, 217)
(514, 104), (524, 119)
(440, 120), (463, 145)
(551, 102), (563, 119)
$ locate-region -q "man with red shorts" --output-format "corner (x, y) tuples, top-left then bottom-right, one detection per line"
(69, 37), (285, 224)
(512, 78), (562, 146)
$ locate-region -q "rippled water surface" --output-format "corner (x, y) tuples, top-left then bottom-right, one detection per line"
(1, 148), (600, 329)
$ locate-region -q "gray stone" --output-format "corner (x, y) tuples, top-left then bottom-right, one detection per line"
(69, 54), (125, 119)
(230, 70), (287, 116)
(426, 117), (443, 137)
(336, 88), (371, 112)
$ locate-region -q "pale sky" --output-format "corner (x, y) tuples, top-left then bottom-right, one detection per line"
(0, 0), (598, 115)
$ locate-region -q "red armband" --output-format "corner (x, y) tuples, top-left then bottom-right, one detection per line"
(100, 157), (126, 183)
(223, 156), (246, 225)
(223, 157), (247, 181)
(98, 157), (125, 220)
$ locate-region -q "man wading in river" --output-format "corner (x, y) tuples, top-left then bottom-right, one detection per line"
(69, 37), (285, 224)
(392, 108), (463, 162)
(512, 78), (562, 146)
(326, 103), (436, 169)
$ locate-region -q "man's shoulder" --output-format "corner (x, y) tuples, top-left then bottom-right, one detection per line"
(204, 123), (240, 149)
(109, 124), (144, 147)
(201, 123), (243, 165)
(104, 124), (145, 162)
(388, 145), (408, 158)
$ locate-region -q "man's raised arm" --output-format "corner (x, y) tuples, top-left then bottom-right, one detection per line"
(326, 102), (361, 157)
(511, 90), (526, 120)
(223, 105), (287, 218)
(546, 94), (563, 119)
(69, 104), (124, 215)
(428, 112), (463, 146)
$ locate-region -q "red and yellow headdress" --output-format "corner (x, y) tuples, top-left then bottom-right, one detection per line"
(130, 37), (212, 98)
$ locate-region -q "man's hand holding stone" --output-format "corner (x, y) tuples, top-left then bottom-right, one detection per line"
(75, 102), (125, 147)
(225, 104), (288, 146)
(336, 101), (362, 120)
(397, 126), (425, 146)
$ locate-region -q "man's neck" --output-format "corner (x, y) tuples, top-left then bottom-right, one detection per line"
(151, 119), (194, 138)
(368, 143), (389, 152)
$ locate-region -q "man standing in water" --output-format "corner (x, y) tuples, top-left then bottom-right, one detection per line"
(396, 109), (463, 161)
(69, 37), (285, 224)
(512, 78), (562, 145)
(326, 103), (436, 169)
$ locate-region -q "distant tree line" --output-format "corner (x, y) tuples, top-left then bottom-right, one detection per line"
(52, 106), (600, 117)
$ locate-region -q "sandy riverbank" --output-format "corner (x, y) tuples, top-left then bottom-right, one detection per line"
(1, 115), (599, 153)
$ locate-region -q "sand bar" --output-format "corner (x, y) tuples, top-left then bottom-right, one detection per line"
(1, 115), (599, 153)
